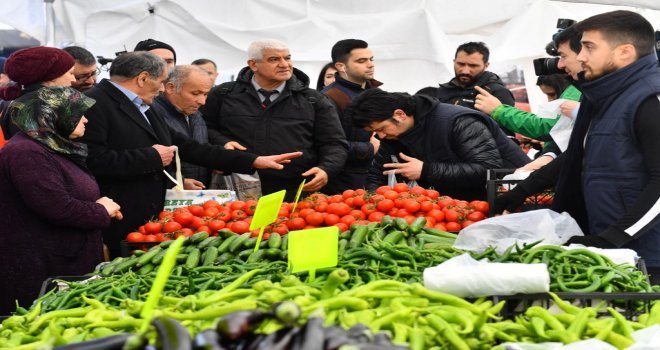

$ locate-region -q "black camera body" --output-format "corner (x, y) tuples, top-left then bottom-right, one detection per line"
(533, 18), (576, 76)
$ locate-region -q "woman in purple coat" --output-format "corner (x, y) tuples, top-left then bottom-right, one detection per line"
(0, 48), (122, 314)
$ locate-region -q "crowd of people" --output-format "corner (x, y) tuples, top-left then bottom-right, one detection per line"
(0, 9), (658, 313)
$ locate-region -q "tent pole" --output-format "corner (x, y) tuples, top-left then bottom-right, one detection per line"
(44, 0), (55, 47)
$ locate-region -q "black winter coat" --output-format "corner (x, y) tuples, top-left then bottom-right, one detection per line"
(367, 96), (529, 200)
(201, 67), (348, 198)
(82, 79), (257, 257)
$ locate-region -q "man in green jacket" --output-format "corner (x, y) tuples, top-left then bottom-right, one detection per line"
(474, 24), (583, 170)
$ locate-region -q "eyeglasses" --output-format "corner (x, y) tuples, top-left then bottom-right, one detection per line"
(74, 67), (101, 82)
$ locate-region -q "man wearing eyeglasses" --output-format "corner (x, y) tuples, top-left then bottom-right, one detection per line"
(63, 46), (99, 92)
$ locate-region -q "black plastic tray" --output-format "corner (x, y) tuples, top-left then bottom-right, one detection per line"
(486, 168), (554, 216)
(38, 275), (95, 298)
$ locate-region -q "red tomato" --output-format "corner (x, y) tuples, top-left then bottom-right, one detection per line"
(278, 207), (290, 217)
(204, 207), (220, 218)
(314, 202), (328, 213)
(342, 189), (355, 199)
(271, 223), (289, 236)
(244, 200), (258, 215)
(163, 221), (182, 233)
(189, 216), (206, 230)
(216, 208), (231, 221)
(375, 185), (392, 195)
(324, 214), (340, 226)
(393, 183), (409, 193)
(437, 196), (456, 208)
(472, 201), (490, 214)
(402, 199), (421, 214)
(426, 189), (440, 199)
(144, 221), (163, 234)
(187, 205), (205, 217)
(355, 189), (367, 196)
(230, 201), (246, 210)
(410, 186), (427, 196)
(180, 228), (195, 237)
(340, 215), (356, 227)
(328, 195), (343, 204)
(334, 203), (351, 217)
(376, 199), (395, 212)
(404, 215), (416, 224)
(383, 190), (399, 200)
(368, 211), (385, 222)
(230, 221), (250, 234)
(231, 209), (247, 220)
(444, 209), (460, 223)
(428, 209), (445, 222)
(196, 225), (210, 233)
(335, 222), (349, 232)
(424, 216), (436, 227)
(462, 220), (474, 228)
(299, 208), (315, 220)
(174, 212), (194, 227)
(286, 217), (306, 231)
(467, 211), (486, 222)
(138, 225), (146, 234)
(297, 200), (313, 210)
(306, 212), (325, 226)
(143, 234), (158, 242)
(435, 222), (447, 231)
(446, 221), (462, 232)
(202, 200), (220, 209)
(158, 211), (173, 220)
(344, 197), (355, 208)
(361, 204), (376, 216)
(419, 201), (434, 213)
(352, 196), (366, 208)
(208, 219), (226, 232)
(126, 232), (144, 242)
(153, 233), (165, 242)
(349, 209), (366, 220)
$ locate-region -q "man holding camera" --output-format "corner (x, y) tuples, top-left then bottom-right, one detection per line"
(474, 23), (584, 171)
(494, 10), (660, 283)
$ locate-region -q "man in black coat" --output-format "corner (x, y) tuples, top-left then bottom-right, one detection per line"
(417, 42), (516, 136)
(82, 51), (301, 257)
(348, 89), (530, 200)
(201, 39), (348, 201)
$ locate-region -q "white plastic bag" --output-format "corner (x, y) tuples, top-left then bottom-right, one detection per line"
(423, 253), (550, 297)
(497, 339), (617, 350)
(453, 209), (583, 254)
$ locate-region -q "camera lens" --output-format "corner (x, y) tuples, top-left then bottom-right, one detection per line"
(533, 57), (563, 76)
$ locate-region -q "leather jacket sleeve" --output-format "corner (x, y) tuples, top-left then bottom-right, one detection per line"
(420, 116), (504, 189)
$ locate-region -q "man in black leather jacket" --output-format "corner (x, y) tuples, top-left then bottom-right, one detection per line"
(417, 42), (516, 136)
(348, 89), (530, 200)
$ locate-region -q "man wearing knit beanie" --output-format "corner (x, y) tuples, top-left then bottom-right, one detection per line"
(0, 57), (10, 88)
(134, 39), (176, 71)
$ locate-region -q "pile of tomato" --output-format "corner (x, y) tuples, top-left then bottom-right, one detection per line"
(125, 184), (489, 242)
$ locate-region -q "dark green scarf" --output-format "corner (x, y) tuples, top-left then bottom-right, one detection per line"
(10, 86), (95, 168)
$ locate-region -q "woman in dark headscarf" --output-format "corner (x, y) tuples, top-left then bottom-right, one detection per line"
(0, 50), (122, 314)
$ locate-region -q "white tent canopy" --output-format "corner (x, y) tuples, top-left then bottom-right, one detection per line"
(0, 0), (658, 108)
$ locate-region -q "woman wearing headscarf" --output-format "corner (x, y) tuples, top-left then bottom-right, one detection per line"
(0, 47), (122, 314)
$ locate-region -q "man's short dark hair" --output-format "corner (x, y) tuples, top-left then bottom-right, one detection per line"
(575, 10), (654, 58)
(553, 24), (582, 54)
(536, 74), (570, 96)
(347, 88), (414, 128)
(109, 51), (166, 79)
(455, 42), (490, 63)
(331, 39), (368, 63)
(63, 46), (96, 66)
(191, 58), (217, 69)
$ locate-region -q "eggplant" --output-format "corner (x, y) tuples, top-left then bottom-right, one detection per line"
(323, 326), (353, 350)
(372, 332), (393, 346)
(54, 334), (132, 350)
(216, 310), (266, 341)
(152, 316), (192, 350)
(290, 317), (324, 350)
(346, 324), (372, 343)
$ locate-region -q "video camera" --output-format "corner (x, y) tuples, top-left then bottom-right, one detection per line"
(96, 49), (128, 67)
(533, 18), (576, 76)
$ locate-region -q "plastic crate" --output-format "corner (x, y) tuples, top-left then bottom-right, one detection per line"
(486, 169), (554, 216)
(492, 258), (654, 320)
(120, 240), (159, 257)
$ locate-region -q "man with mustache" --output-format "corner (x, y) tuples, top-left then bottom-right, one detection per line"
(417, 42), (516, 136)
(201, 39), (348, 201)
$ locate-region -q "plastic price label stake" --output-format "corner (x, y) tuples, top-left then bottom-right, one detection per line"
(288, 226), (339, 282)
(290, 179), (306, 214)
(250, 190), (286, 252)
